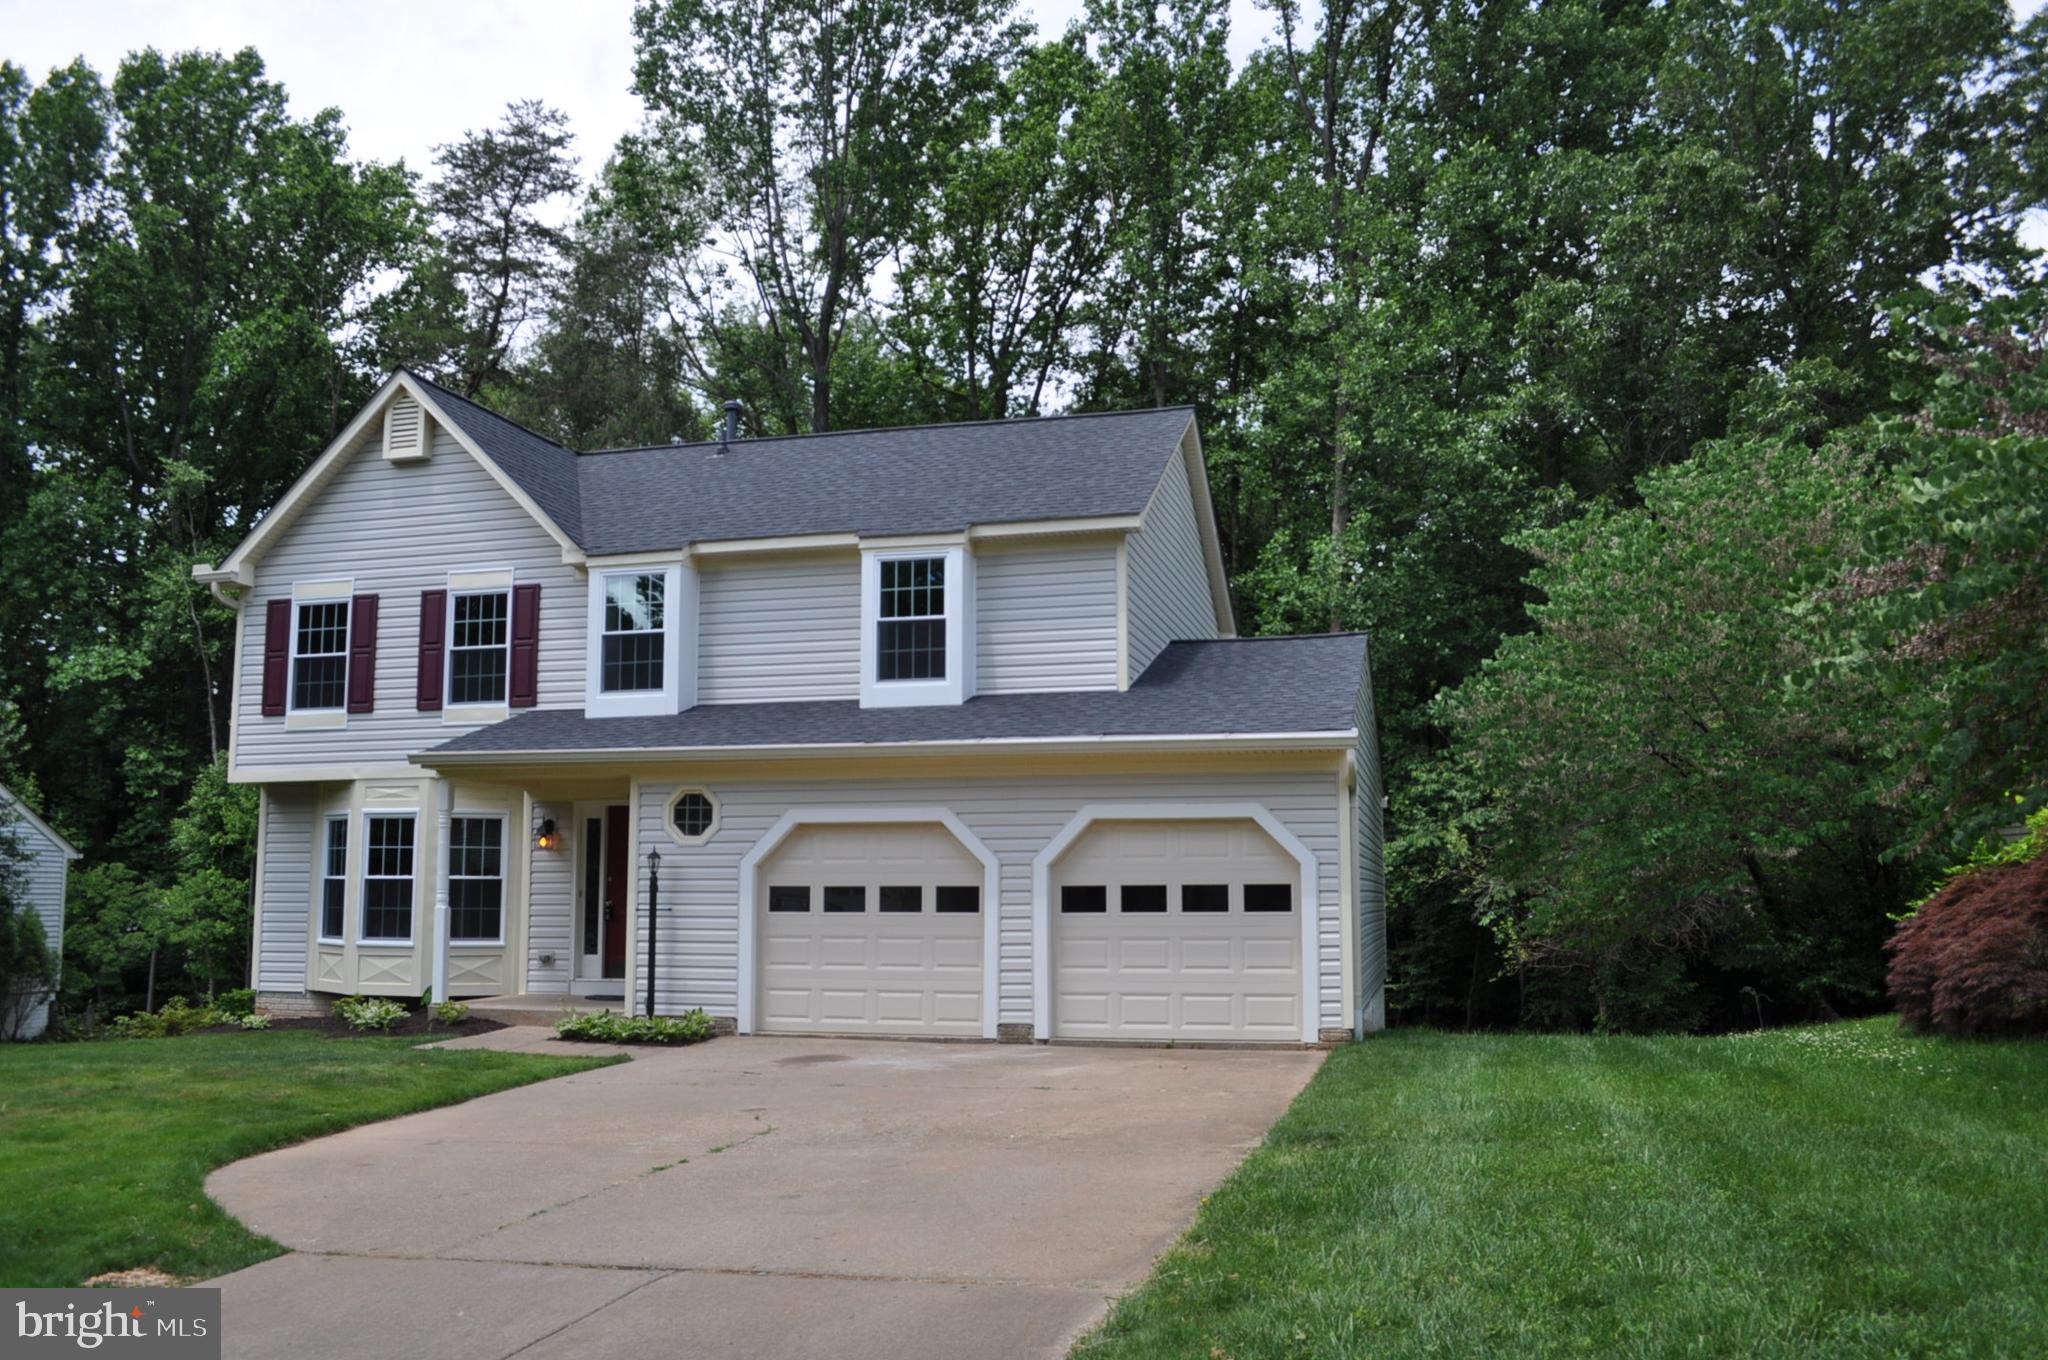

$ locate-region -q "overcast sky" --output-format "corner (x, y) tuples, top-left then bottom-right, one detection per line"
(3, 0), (2042, 247)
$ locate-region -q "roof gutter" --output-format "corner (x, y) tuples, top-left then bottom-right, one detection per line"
(191, 562), (254, 610)
(410, 728), (1360, 769)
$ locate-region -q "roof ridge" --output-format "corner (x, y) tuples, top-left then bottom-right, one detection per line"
(1168, 632), (1370, 644)
(583, 404), (1198, 457)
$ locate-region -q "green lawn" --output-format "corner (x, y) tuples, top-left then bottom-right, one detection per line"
(1076, 1018), (2048, 1360)
(0, 1032), (618, 1287)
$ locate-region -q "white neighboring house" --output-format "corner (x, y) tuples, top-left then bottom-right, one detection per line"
(0, 784), (79, 1040)
(193, 373), (1389, 1044)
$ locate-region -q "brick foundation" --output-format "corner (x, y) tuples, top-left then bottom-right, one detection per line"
(1317, 1027), (1355, 1047)
(709, 1015), (738, 1035)
(997, 1023), (1035, 1043)
(255, 991), (331, 1019)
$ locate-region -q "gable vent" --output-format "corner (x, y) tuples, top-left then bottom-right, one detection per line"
(383, 392), (430, 462)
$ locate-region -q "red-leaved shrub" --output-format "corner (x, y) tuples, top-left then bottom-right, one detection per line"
(1887, 851), (2048, 1036)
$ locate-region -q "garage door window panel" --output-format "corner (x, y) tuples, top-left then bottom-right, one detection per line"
(1181, 883), (1228, 913)
(1062, 885), (1107, 913)
(769, 885), (811, 912)
(824, 885), (867, 913)
(1120, 885), (1168, 913)
(935, 885), (980, 913)
(1244, 882), (1294, 912)
(880, 885), (923, 913)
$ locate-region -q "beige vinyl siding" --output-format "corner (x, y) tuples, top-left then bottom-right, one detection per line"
(1354, 656), (1388, 1031)
(634, 769), (1343, 1032)
(232, 426), (584, 773)
(256, 785), (316, 992)
(526, 797), (574, 993)
(697, 553), (860, 703)
(975, 540), (1120, 693)
(1125, 453), (1218, 680)
(5, 805), (69, 1038)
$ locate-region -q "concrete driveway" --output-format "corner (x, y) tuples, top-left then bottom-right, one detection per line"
(207, 1035), (1322, 1359)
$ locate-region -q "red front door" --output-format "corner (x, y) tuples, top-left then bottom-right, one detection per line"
(603, 804), (629, 979)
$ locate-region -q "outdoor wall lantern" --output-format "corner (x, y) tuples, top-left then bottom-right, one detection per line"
(532, 817), (558, 852)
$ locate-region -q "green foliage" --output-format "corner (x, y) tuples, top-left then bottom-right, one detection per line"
(553, 1008), (715, 1045)
(237, 1011), (271, 1031)
(432, 1001), (471, 1025)
(334, 995), (408, 1032)
(1441, 435), (1919, 1029)
(105, 996), (219, 1039)
(214, 987), (257, 1019)
(1852, 292), (2048, 848)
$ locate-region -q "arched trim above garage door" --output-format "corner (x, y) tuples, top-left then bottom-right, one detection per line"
(1032, 803), (1319, 1044)
(738, 807), (1002, 1038)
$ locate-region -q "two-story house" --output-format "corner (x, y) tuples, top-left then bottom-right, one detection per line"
(194, 372), (1386, 1044)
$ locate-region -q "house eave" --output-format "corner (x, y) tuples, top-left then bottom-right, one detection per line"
(410, 728), (1361, 770)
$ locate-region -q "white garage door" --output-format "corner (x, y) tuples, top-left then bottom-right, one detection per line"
(1052, 819), (1302, 1042)
(757, 823), (984, 1036)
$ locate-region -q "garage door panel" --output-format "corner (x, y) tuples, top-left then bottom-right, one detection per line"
(1117, 938), (1171, 970)
(1052, 818), (1303, 1043)
(759, 823), (984, 1037)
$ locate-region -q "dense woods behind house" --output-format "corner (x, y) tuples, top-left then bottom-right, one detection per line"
(1, 0), (2043, 1033)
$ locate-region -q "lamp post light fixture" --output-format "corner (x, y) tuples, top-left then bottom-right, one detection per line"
(645, 846), (662, 1018)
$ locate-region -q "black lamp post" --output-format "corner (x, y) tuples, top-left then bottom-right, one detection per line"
(645, 846), (662, 1018)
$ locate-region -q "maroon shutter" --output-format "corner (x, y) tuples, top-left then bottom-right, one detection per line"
(416, 589), (447, 711)
(261, 599), (291, 717)
(510, 583), (541, 708)
(346, 594), (379, 714)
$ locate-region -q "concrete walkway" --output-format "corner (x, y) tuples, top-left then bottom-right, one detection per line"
(206, 1036), (1322, 1360)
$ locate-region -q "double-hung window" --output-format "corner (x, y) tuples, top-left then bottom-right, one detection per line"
(319, 816), (348, 941)
(877, 557), (946, 681)
(449, 591), (510, 705)
(360, 814), (416, 943)
(448, 816), (504, 942)
(292, 601), (350, 711)
(601, 573), (666, 693)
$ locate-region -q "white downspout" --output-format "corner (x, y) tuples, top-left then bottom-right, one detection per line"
(432, 778), (452, 1003)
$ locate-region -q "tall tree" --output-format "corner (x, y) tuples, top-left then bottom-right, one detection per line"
(9, 47), (416, 857)
(630, 0), (1024, 431)
(425, 99), (580, 397)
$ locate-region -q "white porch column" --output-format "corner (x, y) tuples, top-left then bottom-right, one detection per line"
(431, 777), (452, 1002)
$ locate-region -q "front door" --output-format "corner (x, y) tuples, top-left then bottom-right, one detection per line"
(603, 805), (629, 979)
(577, 804), (631, 989)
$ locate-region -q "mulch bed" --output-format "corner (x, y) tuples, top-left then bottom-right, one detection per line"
(200, 1011), (509, 1040)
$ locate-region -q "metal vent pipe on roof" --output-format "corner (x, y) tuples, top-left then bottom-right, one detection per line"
(721, 399), (742, 447)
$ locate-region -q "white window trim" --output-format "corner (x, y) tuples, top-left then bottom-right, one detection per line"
(445, 576), (514, 719)
(317, 814), (349, 944)
(288, 578), (353, 720)
(446, 812), (508, 947)
(858, 545), (973, 708)
(358, 809), (419, 946)
(585, 563), (694, 718)
(663, 787), (722, 847)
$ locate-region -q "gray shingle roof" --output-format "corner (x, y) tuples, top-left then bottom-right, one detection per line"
(408, 369), (1194, 556)
(421, 634), (1369, 759)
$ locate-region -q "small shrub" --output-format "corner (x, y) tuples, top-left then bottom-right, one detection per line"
(238, 1012), (272, 1030)
(333, 995), (409, 1032)
(1888, 848), (2048, 1037)
(215, 988), (258, 1019)
(103, 997), (219, 1040)
(553, 1008), (714, 1045)
(432, 1001), (470, 1024)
